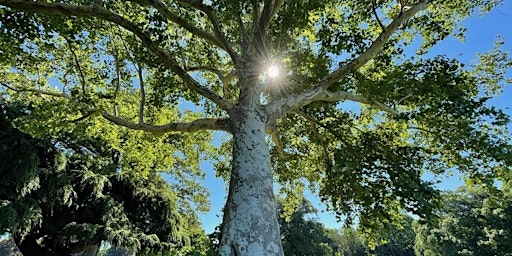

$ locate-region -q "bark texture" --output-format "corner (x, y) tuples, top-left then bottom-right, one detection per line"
(220, 105), (283, 256)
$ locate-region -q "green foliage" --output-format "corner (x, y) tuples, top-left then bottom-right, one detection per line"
(372, 214), (415, 256)
(276, 49), (512, 232)
(0, 101), (202, 255)
(414, 185), (512, 256)
(278, 199), (416, 256)
(278, 199), (333, 256)
(327, 228), (370, 256)
(0, 0), (511, 252)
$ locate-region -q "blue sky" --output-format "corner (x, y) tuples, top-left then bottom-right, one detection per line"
(198, 2), (512, 233)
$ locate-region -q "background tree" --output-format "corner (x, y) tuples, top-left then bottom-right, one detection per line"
(373, 214), (415, 256)
(278, 199), (332, 256)
(1, 0), (511, 255)
(414, 184), (512, 256)
(334, 228), (369, 256)
(104, 247), (133, 256)
(0, 100), (205, 256)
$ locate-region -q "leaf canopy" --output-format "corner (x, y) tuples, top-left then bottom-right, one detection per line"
(0, 101), (206, 255)
(0, 0), (511, 232)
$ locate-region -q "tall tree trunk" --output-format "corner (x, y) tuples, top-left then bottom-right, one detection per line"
(219, 105), (284, 256)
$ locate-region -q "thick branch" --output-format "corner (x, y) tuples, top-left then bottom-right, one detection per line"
(184, 66), (236, 100)
(321, 91), (399, 115)
(127, 0), (224, 49)
(129, 0), (241, 67)
(102, 113), (232, 133)
(258, 0), (284, 32)
(252, 0), (261, 35)
(317, 0), (430, 90)
(0, 0), (234, 111)
(1, 82), (232, 133)
(238, 9), (250, 52)
(258, 0), (273, 35)
(265, 88), (398, 122)
(265, 0), (429, 121)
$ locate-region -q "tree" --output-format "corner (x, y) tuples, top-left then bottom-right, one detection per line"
(1, 1), (511, 255)
(0, 101), (202, 255)
(278, 200), (332, 256)
(414, 185), (512, 256)
(373, 215), (415, 256)
(333, 228), (369, 256)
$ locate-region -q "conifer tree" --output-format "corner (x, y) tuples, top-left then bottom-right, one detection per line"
(0, 101), (200, 255)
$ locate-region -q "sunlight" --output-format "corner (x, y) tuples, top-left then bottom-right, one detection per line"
(267, 64), (280, 79)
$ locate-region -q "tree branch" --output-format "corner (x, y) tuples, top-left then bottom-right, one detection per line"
(1, 82), (232, 133)
(64, 38), (87, 94)
(127, 0), (241, 67)
(184, 66), (237, 100)
(295, 110), (329, 132)
(396, 93), (413, 106)
(136, 64), (145, 124)
(265, 119), (288, 159)
(238, 8), (249, 52)
(1, 82), (73, 100)
(126, 0), (225, 51)
(252, 0), (261, 35)
(184, 66), (236, 84)
(321, 91), (399, 115)
(111, 43), (121, 116)
(258, 0), (284, 34)
(102, 113), (232, 133)
(316, 0), (430, 90)
(265, 88), (398, 122)
(184, 66), (222, 74)
(265, 0), (429, 121)
(0, 0), (234, 111)
(371, 0), (386, 32)
(175, 0), (241, 66)
(247, 0), (285, 61)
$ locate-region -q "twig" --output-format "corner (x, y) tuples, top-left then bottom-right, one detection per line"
(372, 0), (386, 32)
(65, 38), (87, 94)
(136, 63), (145, 124)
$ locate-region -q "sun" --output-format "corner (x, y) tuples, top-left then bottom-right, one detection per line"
(267, 64), (280, 79)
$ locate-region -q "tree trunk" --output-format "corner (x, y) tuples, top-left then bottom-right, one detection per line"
(80, 244), (99, 256)
(219, 105), (284, 256)
(14, 234), (60, 256)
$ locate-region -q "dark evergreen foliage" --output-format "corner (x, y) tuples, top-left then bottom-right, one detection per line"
(0, 102), (191, 255)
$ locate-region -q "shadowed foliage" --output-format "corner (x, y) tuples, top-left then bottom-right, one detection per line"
(0, 101), (196, 255)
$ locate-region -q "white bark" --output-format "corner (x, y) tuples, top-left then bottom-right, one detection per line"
(220, 105), (283, 256)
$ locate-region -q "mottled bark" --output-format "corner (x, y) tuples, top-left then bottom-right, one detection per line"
(220, 105), (283, 256)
